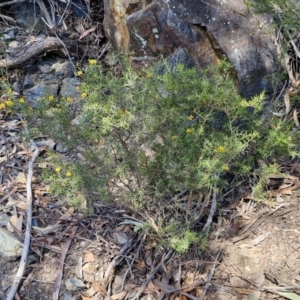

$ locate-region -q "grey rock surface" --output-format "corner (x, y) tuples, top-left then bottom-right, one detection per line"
(104, 0), (278, 98)
(65, 278), (86, 291)
(0, 227), (23, 261)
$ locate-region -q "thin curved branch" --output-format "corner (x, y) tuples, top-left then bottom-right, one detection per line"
(6, 145), (40, 300)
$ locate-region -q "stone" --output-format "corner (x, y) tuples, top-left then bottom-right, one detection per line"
(24, 82), (59, 106)
(0, 227), (23, 261)
(103, 0), (278, 98)
(52, 61), (75, 78)
(65, 277), (86, 291)
(8, 41), (19, 49)
(0, 214), (9, 227)
(59, 78), (82, 98)
(12, 2), (46, 31)
(23, 74), (35, 90)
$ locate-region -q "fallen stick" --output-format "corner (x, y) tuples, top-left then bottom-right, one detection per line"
(53, 225), (78, 300)
(0, 37), (66, 69)
(6, 145), (40, 300)
(202, 186), (217, 233)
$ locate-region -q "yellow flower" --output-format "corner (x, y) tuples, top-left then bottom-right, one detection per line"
(66, 171), (72, 177)
(5, 100), (13, 107)
(77, 70), (83, 76)
(66, 97), (72, 103)
(172, 135), (178, 139)
(189, 115), (194, 120)
(146, 73), (152, 78)
(55, 167), (61, 173)
(0, 103), (5, 109)
(81, 92), (87, 98)
(19, 98), (25, 103)
(49, 95), (54, 101)
(186, 128), (193, 134)
(222, 164), (229, 171)
(7, 88), (12, 94)
(89, 59), (97, 65)
(119, 109), (128, 115)
(217, 146), (226, 153)
(56, 104), (60, 108)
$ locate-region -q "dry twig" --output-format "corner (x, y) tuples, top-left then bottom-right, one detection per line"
(202, 186), (217, 233)
(6, 145), (40, 300)
(53, 225), (79, 300)
(0, 0), (26, 7)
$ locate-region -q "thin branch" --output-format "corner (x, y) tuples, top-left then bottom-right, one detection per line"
(202, 186), (217, 233)
(6, 145), (40, 300)
(199, 217), (233, 300)
(0, 0), (26, 7)
(131, 250), (174, 300)
(53, 225), (78, 300)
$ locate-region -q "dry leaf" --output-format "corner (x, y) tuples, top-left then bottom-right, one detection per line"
(246, 234), (268, 248)
(81, 296), (92, 300)
(59, 207), (74, 220)
(8, 214), (23, 232)
(111, 291), (127, 300)
(79, 25), (97, 40)
(84, 251), (95, 262)
(15, 201), (27, 210)
(91, 281), (106, 295)
(280, 188), (293, 195)
(143, 280), (159, 295)
(15, 172), (26, 184)
(153, 279), (176, 293)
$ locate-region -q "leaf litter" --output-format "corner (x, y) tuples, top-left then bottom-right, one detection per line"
(0, 111), (217, 300)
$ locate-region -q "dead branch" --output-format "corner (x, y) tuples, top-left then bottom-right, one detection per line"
(6, 145), (40, 300)
(132, 250), (174, 300)
(0, 37), (66, 69)
(0, 0), (26, 7)
(53, 225), (78, 300)
(202, 186), (217, 233)
(199, 216), (233, 300)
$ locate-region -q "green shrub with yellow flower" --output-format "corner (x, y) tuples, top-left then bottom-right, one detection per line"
(2, 57), (298, 252)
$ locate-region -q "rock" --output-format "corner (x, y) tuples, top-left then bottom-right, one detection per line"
(60, 78), (82, 98)
(113, 231), (130, 245)
(63, 291), (76, 300)
(38, 63), (53, 74)
(12, 2), (46, 31)
(12, 81), (22, 94)
(0, 214), (9, 227)
(8, 41), (19, 49)
(0, 227), (23, 261)
(23, 74), (35, 90)
(103, 0), (278, 98)
(3, 29), (17, 40)
(65, 278), (86, 292)
(24, 82), (59, 106)
(52, 61), (75, 78)
(242, 291), (261, 300)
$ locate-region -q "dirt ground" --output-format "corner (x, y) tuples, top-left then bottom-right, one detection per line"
(0, 186), (299, 300)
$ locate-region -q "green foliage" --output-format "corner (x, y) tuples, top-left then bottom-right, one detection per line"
(169, 230), (198, 253)
(5, 58), (299, 252)
(252, 163), (281, 202)
(250, 0), (300, 41)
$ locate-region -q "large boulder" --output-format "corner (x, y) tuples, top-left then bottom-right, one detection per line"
(103, 0), (278, 98)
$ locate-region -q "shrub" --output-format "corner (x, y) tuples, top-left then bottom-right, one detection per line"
(5, 58), (298, 252)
